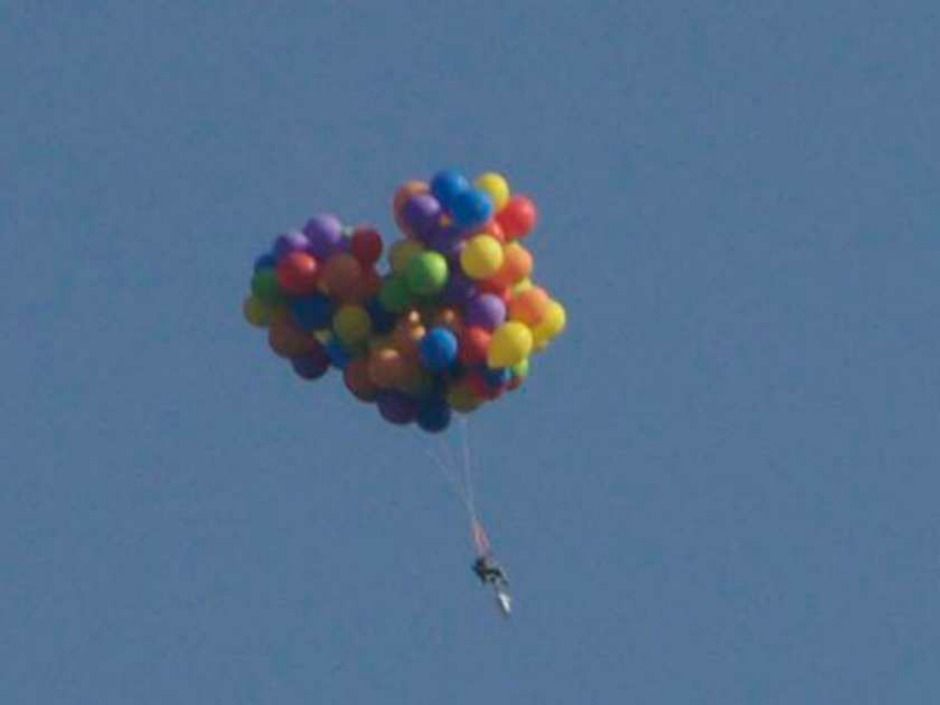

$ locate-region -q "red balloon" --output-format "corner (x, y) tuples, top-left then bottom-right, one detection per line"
(276, 252), (319, 295)
(466, 370), (504, 401)
(496, 195), (538, 239)
(351, 227), (383, 265)
(458, 326), (491, 366)
(477, 278), (512, 305)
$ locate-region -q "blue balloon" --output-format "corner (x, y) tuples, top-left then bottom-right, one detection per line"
(430, 170), (469, 211)
(365, 298), (398, 335)
(325, 338), (351, 370)
(483, 366), (511, 389)
(417, 397), (451, 433)
(253, 253), (276, 272)
(451, 188), (494, 229)
(290, 294), (333, 331)
(419, 327), (459, 372)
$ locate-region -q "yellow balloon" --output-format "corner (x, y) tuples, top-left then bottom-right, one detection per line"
(333, 305), (372, 346)
(447, 382), (482, 413)
(474, 172), (510, 211)
(390, 239), (425, 275)
(242, 295), (271, 328)
(460, 235), (504, 280)
(487, 321), (533, 368)
(531, 300), (567, 349)
(512, 277), (534, 295)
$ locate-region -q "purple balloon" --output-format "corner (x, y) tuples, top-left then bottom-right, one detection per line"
(425, 220), (465, 259)
(401, 194), (442, 240)
(464, 293), (506, 331)
(303, 214), (344, 259)
(377, 391), (418, 425)
(442, 270), (477, 305)
(290, 348), (330, 380)
(273, 230), (310, 261)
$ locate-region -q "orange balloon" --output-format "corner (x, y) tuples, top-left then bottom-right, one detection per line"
(490, 242), (533, 288)
(509, 286), (550, 327)
(344, 358), (378, 401)
(268, 317), (318, 358)
(368, 347), (407, 388)
(319, 253), (362, 302)
(393, 313), (426, 357)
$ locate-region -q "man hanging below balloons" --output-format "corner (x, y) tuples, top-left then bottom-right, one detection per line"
(242, 168), (567, 615)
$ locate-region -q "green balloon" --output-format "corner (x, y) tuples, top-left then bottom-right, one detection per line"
(405, 252), (449, 296)
(251, 269), (285, 306)
(511, 358), (530, 378)
(378, 275), (412, 313)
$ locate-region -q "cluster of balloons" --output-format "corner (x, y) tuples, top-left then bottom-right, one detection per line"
(243, 169), (567, 433)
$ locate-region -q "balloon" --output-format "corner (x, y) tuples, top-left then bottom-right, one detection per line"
(390, 239), (425, 274)
(490, 242), (533, 288)
(487, 321), (533, 368)
(460, 235), (504, 280)
(405, 251), (449, 296)
(344, 358), (378, 401)
(245, 168), (564, 433)
(531, 299), (567, 349)
(512, 277), (534, 295)
(377, 391), (418, 425)
(483, 366), (511, 389)
(319, 253), (361, 301)
(466, 369), (504, 401)
(496, 195), (537, 239)
(417, 397), (451, 433)
(273, 230), (310, 261)
(243, 296), (271, 328)
(333, 305), (372, 347)
(325, 337), (351, 369)
(446, 381), (482, 413)
(419, 327), (458, 372)
(458, 326), (492, 365)
(425, 219), (464, 259)
(291, 345), (330, 380)
(378, 275), (413, 314)
(269, 316), (319, 358)
(475, 172), (511, 211)
(304, 214), (344, 258)
(508, 286), (550, 327)
(254, 253), (276, 272)
(401, 194), (442, 240)
(397, 361), (434, 397)
(392, 312), (426, 357)
(442, 270), (477, 306)
(464, 293), (506, 331)
(451, 189), (494, 230)
(393, 181), (429, 234)
(290, 294), (333, 331)
(351, 227), (383, 265)
(251, 268), (286, 307)
(365, 298), (398, 334)
(368, 347), (408, 388)
(276, 251), (319, 295)
(430, 170), (469, 210)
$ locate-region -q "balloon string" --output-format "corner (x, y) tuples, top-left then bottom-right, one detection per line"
(459, 417), (478, 524)
(424, 445), (473, 518)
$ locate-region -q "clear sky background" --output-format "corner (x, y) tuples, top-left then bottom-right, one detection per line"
(2, 2), (938, 703)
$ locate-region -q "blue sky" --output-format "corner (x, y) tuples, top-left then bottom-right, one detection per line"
(2, 2), (939, 702)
